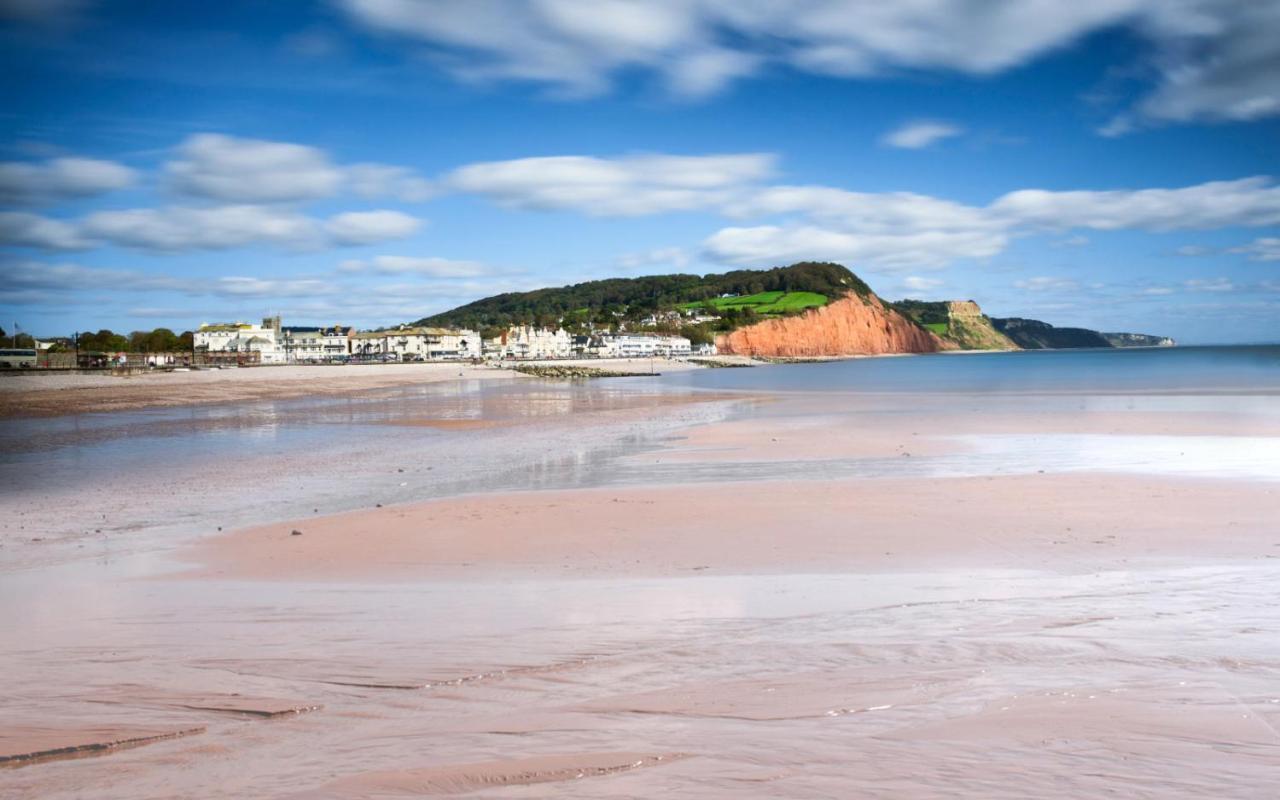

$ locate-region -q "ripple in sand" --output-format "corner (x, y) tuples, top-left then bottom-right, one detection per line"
(83, 686), (322, 718)
(283, 752), (685, 797)
(188, 656), (597, 691)
(0, 725), (205, 768)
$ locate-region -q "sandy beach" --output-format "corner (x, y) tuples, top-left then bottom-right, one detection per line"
(186, 474), (1280, 581)
(0, 358), (718, 417)
(2, 350), (1278, 798)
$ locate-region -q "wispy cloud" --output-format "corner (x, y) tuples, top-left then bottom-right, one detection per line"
(166, 133), (432, 203)
(1, 206), (423, 251)
(881, 121), (963, 149)
(337, 1), (1280, 130)
(0, 156), (136, 205)
(446, 153), (775, 216)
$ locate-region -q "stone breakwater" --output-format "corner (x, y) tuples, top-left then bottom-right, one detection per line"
(688, 358), (754, 368)
(512, 365), (656, 379)
(715, 294), (948, 358)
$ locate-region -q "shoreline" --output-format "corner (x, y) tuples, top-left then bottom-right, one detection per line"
(3, 348), (1278, 799)
(0, 358), (719, 418)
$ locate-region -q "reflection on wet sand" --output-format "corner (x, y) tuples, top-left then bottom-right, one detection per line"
(2, 352), (1278, 798)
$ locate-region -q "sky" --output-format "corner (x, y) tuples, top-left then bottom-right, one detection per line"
(1, 0), (1278, 344)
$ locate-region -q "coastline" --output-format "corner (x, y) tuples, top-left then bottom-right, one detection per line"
(0, 358), (719, 418)
(2, 350), (1278, 799)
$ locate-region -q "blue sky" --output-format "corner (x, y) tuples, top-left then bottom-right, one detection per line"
(2, 1), (1278, 343)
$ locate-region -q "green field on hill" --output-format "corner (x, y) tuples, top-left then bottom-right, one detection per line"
(923, 322), (949, 334)
(680, 291), (828, 315)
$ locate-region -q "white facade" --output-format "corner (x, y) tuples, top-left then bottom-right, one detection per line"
(281, 326), (352, 362)
(599, 334), (692, 358)
(485, 326), (572, 360)
(194, 317), (285, 364)
(351, 326), (481, 361)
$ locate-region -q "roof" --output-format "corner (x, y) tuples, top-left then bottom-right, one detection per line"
(351, 326), (472, 339)
(198, 322), (254, 332)
(282, 326), (351, 335)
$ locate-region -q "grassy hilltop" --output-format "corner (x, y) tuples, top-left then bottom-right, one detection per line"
(416, 260), (1168, 351)
(416, 262), (871, 336)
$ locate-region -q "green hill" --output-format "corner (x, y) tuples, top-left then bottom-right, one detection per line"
(416, 262), (871, 331)
(991, 317), (1112, 349)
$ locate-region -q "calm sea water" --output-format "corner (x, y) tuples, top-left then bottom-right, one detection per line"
(2, 345), (1277, 571)
(663, 345), (1280, 394)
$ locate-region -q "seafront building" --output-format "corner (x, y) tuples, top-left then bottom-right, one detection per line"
(599, 334), (693, 358)
(484, 325), (573, 359)
(350, 326), (482, 361)
(280, 326), (354, 363)
(194, 316), (286, 364)
(192, 317), (698, 364)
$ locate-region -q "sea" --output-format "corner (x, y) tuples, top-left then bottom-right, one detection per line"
(2, 344), (1279, 799)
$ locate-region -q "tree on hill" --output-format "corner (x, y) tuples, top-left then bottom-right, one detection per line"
(417, 262), (873, 330)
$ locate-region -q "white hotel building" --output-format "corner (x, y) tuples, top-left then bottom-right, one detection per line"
(194, 317), (287, 364)
(601, 334), (692, 358)
(280, 326), (354, 363)
(350, 326), (482, 361)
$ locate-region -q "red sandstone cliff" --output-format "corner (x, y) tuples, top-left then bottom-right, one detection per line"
(715, 294), (951, 357)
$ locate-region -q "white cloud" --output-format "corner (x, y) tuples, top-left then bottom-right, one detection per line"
(82, 205), (322, 250)
(901, 275), (944, 293)
(4, 260), (182, 292)
(166, 133), (433, 203)
(710, 184), (1006, 269)
(991, 177), (1280, 231)
(0, 212), (89, 249)
(616, 246), (692, 271)
(1014, 276), (1080, 292)
(447, 152), (775, 216)
(704, 175), (1280, 271)
(703, 224), (1006, 269)
(725, 185), (999, 234)
(881, 121), (963, 149)
(3, 259), (345, 301)
(338, 255), (488, 277)
(1184, 277), (1235, 292)
(1228, 237), (1280, 262)
(326, 210), (423, 244)
(212, 277), (337, 297)
(338, 1), (1280, 127)
(345, 163), (435, 202)
(167, 133), (344, 203)
(0, 157), (136, 205)
(1126, 3), (1280, 127)
(2, 206), (424, 252)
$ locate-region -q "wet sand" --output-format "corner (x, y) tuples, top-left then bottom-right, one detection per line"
(2, 360), (1278, 798)
(186, 474), (1280, 580)
(0, 358), (707, 417)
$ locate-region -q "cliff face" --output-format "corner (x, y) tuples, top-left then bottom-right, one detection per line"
(1103, 332), (1176, 348)
(715, 294), (949, 357)
(944, 301), (1019, 351)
